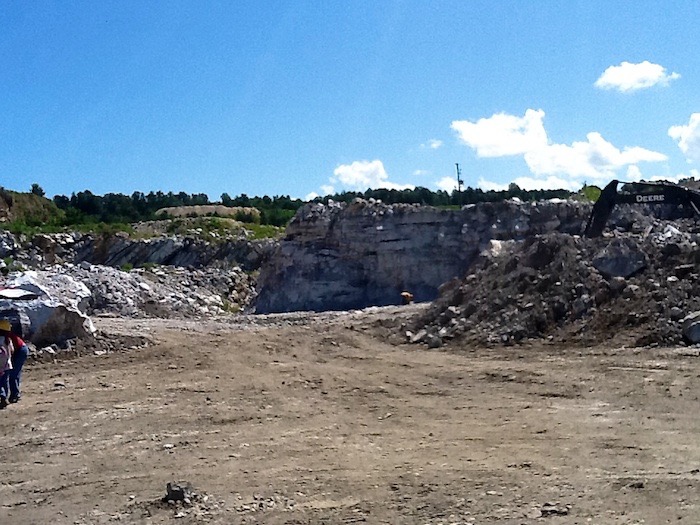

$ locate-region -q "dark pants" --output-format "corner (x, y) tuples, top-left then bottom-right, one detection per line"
(0, 368), (8, 399)
(8, 344), (28, 400)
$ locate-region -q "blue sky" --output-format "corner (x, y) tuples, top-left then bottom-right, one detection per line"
(1, 1), (699, 201)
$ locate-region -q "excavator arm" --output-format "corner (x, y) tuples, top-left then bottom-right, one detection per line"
(584, 179), (700, 237)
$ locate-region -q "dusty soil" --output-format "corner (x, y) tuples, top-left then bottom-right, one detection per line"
(2, 306), (700, 524)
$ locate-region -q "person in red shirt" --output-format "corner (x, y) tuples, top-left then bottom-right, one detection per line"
(0, 319), (28, 407)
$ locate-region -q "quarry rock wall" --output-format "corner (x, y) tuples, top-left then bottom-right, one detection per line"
(253, 199), (591, 313)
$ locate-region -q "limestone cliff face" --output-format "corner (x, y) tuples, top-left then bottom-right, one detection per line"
(254, 199), (590, 313)
(0, 229), (275, 273)
(72, 235), (274, 271)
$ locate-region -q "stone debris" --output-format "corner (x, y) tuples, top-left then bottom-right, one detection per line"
(0, 225), (263, 354)
(3, 263), (256, 321)
(155, 482), (227, 521)
(409, 218), (700, 348)
(539, 502), (571, 517)
(0, 225), (266, 323)
(1, 226), (275, 272)
(63, 263), (257, 318)
(71, 482), (226, 523)
(233, 492), (297, 513)
(163, 481), (195, 503)
(1, 272), (95, 347)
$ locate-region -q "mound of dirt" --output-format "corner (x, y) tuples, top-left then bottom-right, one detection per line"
(408, 219), (700, 348)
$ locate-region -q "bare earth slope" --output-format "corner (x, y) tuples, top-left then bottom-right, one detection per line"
(2, 307), (700, 524)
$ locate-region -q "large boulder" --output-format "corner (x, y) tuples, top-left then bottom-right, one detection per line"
(0, 298), (94, 346)
(682, 312), (700, 344)
(1, 271), (95, 346)
(592, 238), (648, 278)
(8, 270), (92, 312)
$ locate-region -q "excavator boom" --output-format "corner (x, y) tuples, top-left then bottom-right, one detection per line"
(584, 180), (700, 237)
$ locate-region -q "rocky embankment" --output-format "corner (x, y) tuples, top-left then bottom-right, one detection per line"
(3, 198), (700, 350)
(30, 226), (276, 272)
(408, 221), (700, 348)
(1, 226), (268, 319)
(254, 198), (590, 313)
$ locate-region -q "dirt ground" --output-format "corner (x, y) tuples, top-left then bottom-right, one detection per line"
(2, 306), (700, 524)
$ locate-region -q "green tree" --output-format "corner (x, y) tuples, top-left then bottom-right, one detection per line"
(221, 193), (233, 206)
(30, 183), (45, 197)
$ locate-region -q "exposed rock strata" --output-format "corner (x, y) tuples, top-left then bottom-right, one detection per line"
(72, 233), (274, 271)
(254, 199), (590, 313)
(1, 229), (275, 272)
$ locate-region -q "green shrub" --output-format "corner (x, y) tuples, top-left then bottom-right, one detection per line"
(244, 223), (284, 240)
(577, 184), (602, 202)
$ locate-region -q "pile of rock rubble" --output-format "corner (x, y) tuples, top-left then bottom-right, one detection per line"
(65, 263), (256, 318)
(1, 229), (260, 320)
(408, 218), (700, 348)
(0, 226), (262, 355)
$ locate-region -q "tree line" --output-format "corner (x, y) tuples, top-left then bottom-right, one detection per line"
(20, 183), (580, 228)
(315, 184), (572, 207)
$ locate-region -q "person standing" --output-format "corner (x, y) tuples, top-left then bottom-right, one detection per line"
(0, 321), (13, 409)
(0, 319), (28, 405)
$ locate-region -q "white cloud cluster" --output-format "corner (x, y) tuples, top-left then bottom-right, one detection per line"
(451, 109), (667, 188)
(669, 113), (700, 162)
(451, 109), (547, 157)
(594, 61), (680, 93)
(435, 176), (457, 192)
(328, 160), (414, 193)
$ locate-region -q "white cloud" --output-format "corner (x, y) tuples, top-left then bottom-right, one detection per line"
(649, 172), (691, 184)
(594, 60), (680, 93)
(421, 139), (443, 150)
(451, 109), (547, 157)
(331, 160), (414, 192)
(452, 109), (667, 187)
(413, 169), (430, 176)
(644, 169), (699, 184)
(625, 165), (643, 182)
(669, 113), (700, 162)
(305, 185), (336, 201)
(435, 176), (457, 192)
(620, 167), (698, 185)
(525, 131), (666, 180)
(477, 178), (508, 192)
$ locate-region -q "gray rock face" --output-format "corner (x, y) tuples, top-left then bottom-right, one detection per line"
(254, 199), (590, 313)
(0, 229), (275, 273)
(592, 238), (648, 278)
(682, 312), (700, 344)
(72, 235), (275, 271)
(0, 227), (266, 327)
